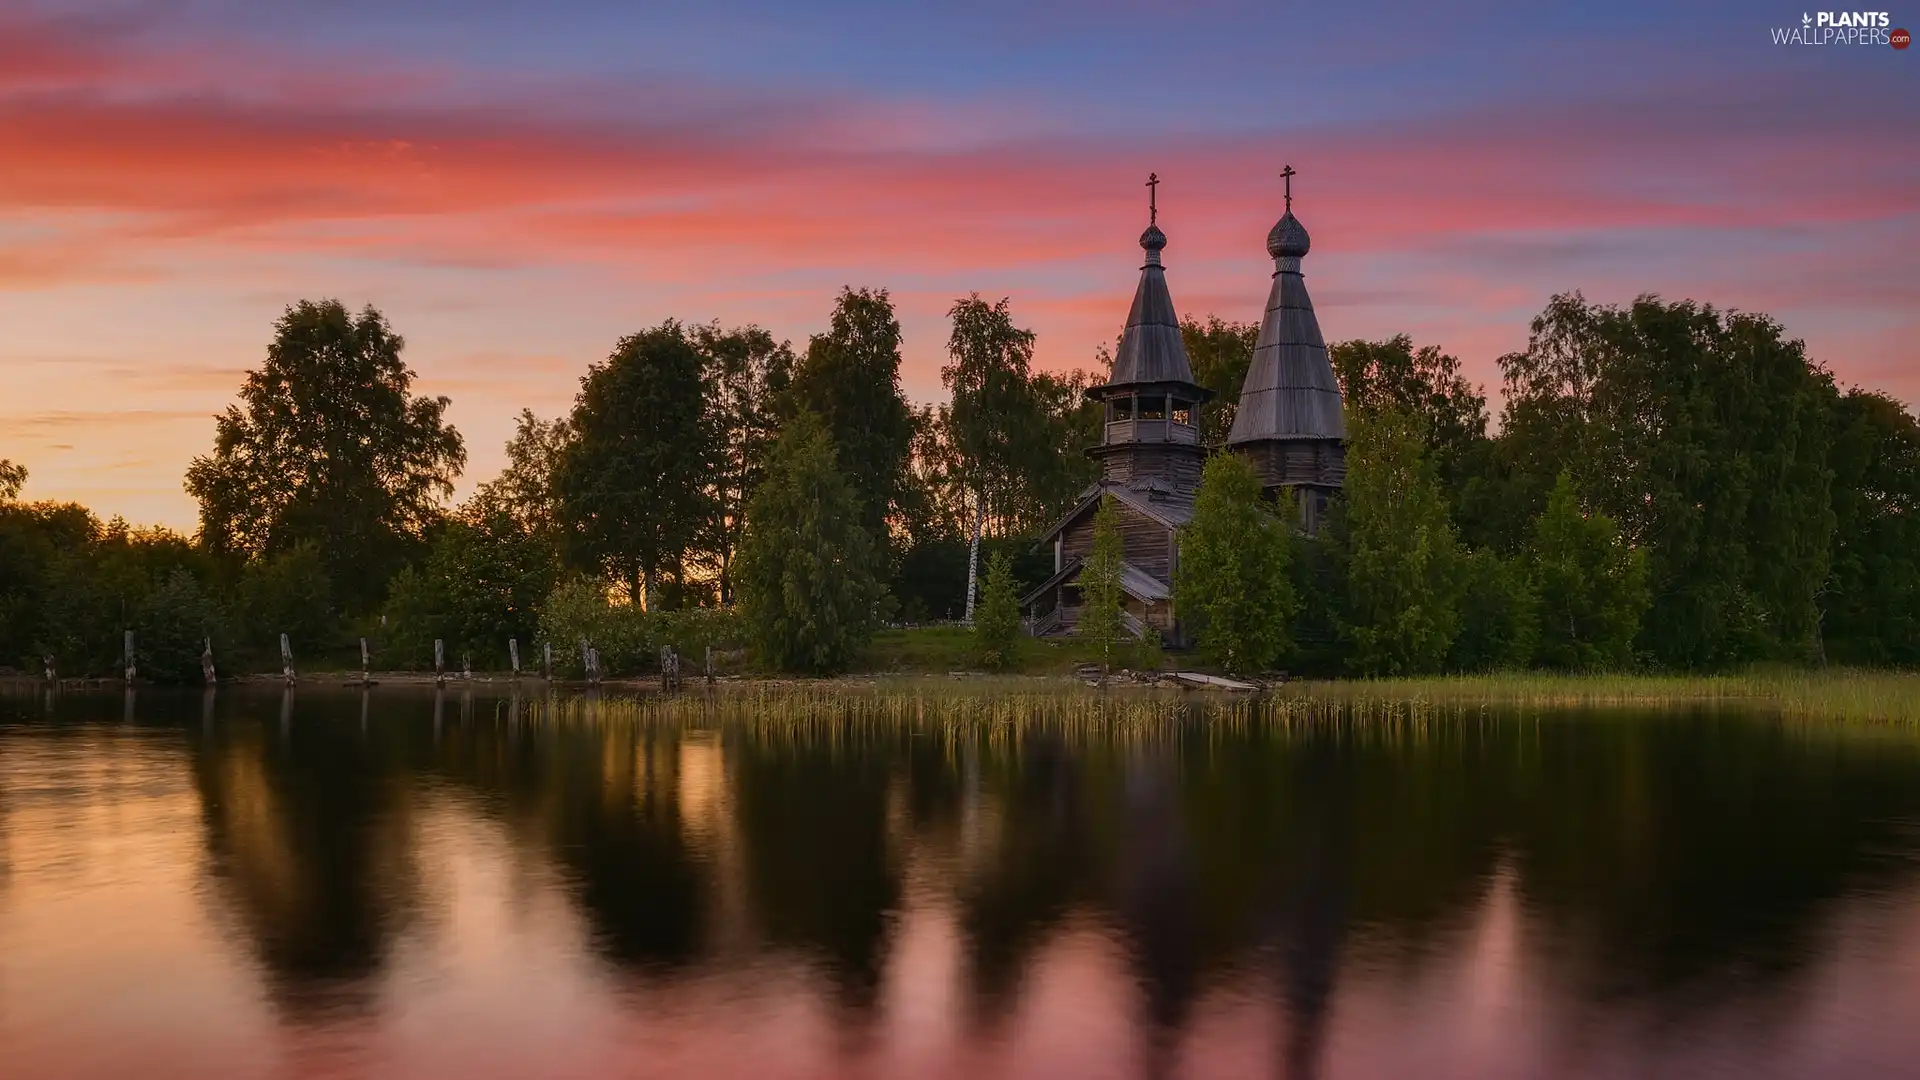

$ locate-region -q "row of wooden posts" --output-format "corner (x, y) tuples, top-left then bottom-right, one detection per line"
(48, 633), (716, 691)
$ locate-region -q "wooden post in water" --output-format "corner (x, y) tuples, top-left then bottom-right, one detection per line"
(579, 638), (591, 683)
(124, 630), (136, 683)
(360, 637), (372, 686)
(705, 646), (714, 687)
(201, 638), (216, 685)
(434, 639), (446, 687)
(509, 638), (520, 680)
(280, 633), (295, 686)
(543, 641), (552, 681)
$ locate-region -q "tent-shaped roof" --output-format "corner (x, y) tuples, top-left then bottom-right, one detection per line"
(1096, 224), (1207, 394)
(1226, 208), (1345, 445)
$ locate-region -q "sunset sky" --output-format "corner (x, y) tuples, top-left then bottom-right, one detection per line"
(1, 0), (1914, 530)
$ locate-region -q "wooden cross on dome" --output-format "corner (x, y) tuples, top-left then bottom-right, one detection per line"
(1146, 172), (1159, 225)
(1280, 164), (1296, 211)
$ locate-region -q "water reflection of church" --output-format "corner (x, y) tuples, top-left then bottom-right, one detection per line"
(1023, 173), (1347, 645)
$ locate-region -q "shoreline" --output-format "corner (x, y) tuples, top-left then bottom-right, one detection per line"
(6, 668), (1917, 724)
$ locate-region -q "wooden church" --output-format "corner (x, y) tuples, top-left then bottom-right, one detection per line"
(1021, 172), (1346, 644)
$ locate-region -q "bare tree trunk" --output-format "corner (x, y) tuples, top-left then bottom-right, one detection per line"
(963, 486), (986, 624)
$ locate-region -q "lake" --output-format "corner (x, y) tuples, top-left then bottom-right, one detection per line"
(3, 684), (1919, 1079)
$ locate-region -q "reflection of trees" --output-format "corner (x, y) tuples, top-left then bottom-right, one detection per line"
(187, 689), (417, 1019)
(729, 730), (900, 1011)
(1505, 714), (1920, 999)
(1115, 754), (1200, 1080)
(156, 685), (1920, 1059)
(543, 725), (707, 969)
(956, 733), (1093, 1023)
(1268, 736), (1351, 1080)
(407, 698), (714, 973)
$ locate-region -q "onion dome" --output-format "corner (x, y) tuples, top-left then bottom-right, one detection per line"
(1139, 222), (1168, 262)
(1266, 210), (1311, 260)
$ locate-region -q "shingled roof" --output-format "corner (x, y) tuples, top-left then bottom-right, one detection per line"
(1098, 223), (1202, 390)
(1226, 208), (1346, 445)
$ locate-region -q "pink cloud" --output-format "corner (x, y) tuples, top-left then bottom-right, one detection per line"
(0, 10), (1913, 527)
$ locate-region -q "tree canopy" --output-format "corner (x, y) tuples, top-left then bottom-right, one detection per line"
(1176, 453), (1296, 674)
(1182, 316), (1258, 445)
(1498, 293), (1836, 667)
(734, 412), (882, 674)
(788, 287), (916, 562)
(555, 320), (714, 609)
(1528, 471), (1649, 670)
(12, 280), (1920, 681)
(184, 300), (465, 612)
(694, 322), (794, 605)
(1079, 496), (1128, 673)
(1339, 406), (1463, 675)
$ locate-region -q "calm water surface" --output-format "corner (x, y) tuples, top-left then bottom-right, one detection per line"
(3, 686), (1920, 1079)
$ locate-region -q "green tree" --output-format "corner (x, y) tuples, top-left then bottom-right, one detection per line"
(1529, 471), (1649, 670)
(381, 501), (560, 668)
(694, 322), (795, 605)
(1823, 390), (1920, 664)
(1498, 293), (1834, 666)
(1176, 453), (1296, 674)
(473, 409), (572, 542)
(136, 570), (223, 684)
(1079, 496), (1128, 674)
(1026, 370), (1103, 517)
(556, 320), (714, 609)
(1331, 334), (1496, 541)
(1340, 407), (1463, 675)
(1449, 548), (1539, 672)
(184, 300), (465, 612)
(234, 542), (335, 655)
(788, 287), (916, 562)
(943, 294), (1039, 615)
(972, 551), (1021, 670)
(1181, 315), (1258, 445)
(735, 413), (882, 674)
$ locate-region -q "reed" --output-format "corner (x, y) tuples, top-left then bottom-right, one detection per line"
(1276, 669), (1920, 725)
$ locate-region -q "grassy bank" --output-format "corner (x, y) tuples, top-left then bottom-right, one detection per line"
(1277, 669), (1920, 725)
(381, 668), (1920, 736)
(863, 626), (1161, 676)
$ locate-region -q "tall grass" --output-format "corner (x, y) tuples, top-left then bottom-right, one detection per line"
(1277, 668), (1920, 725)
(454, 667), (1920, 735)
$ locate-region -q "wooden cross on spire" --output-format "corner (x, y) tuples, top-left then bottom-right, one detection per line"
(1146, 172), (1159, 225)
(1280, 164), (1296, 211)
